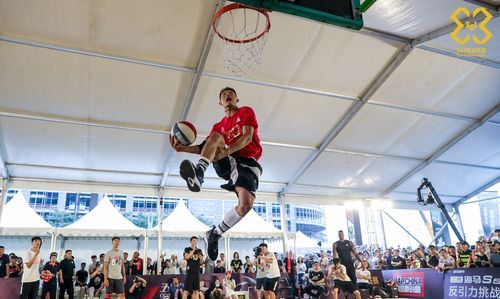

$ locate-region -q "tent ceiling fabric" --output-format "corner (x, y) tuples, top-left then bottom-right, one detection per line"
(0, 0), (499, 208)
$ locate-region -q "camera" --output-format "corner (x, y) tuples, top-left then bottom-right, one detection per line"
(253, 246), (262, 258)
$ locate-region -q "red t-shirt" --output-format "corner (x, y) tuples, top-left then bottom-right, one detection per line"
(209, 106), (262, 160)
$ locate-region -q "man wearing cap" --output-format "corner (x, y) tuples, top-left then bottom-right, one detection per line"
(41, 252), (59, 299)
(20, 236), (42, 299)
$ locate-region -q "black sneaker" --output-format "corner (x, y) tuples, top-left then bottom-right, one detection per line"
(205, 226), (221, 261)
(180, 160), (204, 192)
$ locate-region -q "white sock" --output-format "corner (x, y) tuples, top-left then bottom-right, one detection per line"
(197, 156), (210, 173)
(215, 208), (243, 235)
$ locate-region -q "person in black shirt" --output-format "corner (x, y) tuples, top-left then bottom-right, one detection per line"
(427, 246), (439, 269)
(473, 245), (490, 268)
(415, 248), (428, 268)
(130, 251), (144, 275)
(87, 266), (105, 299)
(303, 261), (325, 298)
(214, 260), (226, 273)
(183, 238), (203, 299)
(244, 256), (254, 273)
(230, 252), (243, 273)
(76, 262), (88, 299)
(391, 249), (407, 269)
(123, 252), (131, 276)
(0, 246), (9, 278)
(41, 252), (59, 299)
(333, 230), (362, 283)
(127, 276), (147, 299)
(58, 249), (76, 299)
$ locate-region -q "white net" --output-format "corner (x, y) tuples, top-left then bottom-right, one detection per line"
(212, 4), (270, 77)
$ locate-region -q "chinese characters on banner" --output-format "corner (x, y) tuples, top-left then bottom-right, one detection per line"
(445, 268), (500, 299)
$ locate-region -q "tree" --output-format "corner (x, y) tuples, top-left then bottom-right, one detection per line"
(123, 212), (158, 229)
(46, 210), (74, 227)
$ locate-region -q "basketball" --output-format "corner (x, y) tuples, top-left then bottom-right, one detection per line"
(170, 121), (197, 146)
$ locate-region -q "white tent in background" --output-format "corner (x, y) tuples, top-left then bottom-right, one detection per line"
(293, 231), (320, 249)
(0, 191), (53, 235)
(223, 209), (282, 238)
(58, 195), (145, 237)
(152, 199), (210, 237)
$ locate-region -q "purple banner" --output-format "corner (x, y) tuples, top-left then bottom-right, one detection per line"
(124, 273), (258, 299)
(0, 277), (20, 299)
(444, 268), (500, 299)
(380, 268), (444, 299)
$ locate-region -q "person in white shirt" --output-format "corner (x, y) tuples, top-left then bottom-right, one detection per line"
(356, 261), (373, 298)
(256, 243), (280, 299)
(20, 236), (42, 299)
(437, 249), (456, 271)
(223, 271), (238, 299)
(328, 258), (361, 299)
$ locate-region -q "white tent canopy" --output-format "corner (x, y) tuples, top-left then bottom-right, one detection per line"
(0, 191), (53, 235)
(223, 209), (282, 238)
(293, 231), (320, 249)
(0, 0), (498, 211)
(58, 195), (145, 237)
(152, 199), (210, 237)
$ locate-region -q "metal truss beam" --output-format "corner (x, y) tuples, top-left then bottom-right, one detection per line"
(159, 0), (225, 188)
(383, 104), (500, 196)
(280, 43), (413, 195)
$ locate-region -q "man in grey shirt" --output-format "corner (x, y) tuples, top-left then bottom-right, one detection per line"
(104, 237), (126, 299)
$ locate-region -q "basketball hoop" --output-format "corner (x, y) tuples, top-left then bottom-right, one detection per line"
(212, 3), (271, 76)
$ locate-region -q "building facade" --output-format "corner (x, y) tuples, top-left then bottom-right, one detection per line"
(6, 189), (327, 241)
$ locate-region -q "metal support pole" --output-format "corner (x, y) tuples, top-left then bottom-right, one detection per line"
(428, 220), (450, 247)
(50, 231), (57, 253)
(278, 192), (288, 254)
(382, 211), (425, 245)
(0, 178), (9, 225)
(453, 204), (466, 241)
(376, 210), (388, 250)
(427, 182), (465, 242)
(157, 188), (164, 266)
(143, 235), (149, 275)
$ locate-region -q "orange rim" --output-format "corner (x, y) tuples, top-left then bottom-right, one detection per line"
(212, 3), (271, 44)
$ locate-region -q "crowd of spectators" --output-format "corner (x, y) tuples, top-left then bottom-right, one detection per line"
(0, 229), (498, 298)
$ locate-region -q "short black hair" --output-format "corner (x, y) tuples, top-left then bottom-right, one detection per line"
(99, 253), (105, 257)
(112, 236), (120, 242)
(91, 255), (97, 259)
(81, 262), (86, 265)
(259, 243), (268, 248)
(0, 246), (4, 249)
(219, 87), (237, 99)
(184, 247), (194, 254)
(31, 236), (42, 243)
(190, 236), (198, 241)
(65, 249), (72, 254)
(333, 258), (340, 264)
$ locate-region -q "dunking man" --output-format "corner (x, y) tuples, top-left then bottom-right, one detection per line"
(183, 246), (204, 299)
(171, 87), (263, 261)
(333, 230), (362, 284)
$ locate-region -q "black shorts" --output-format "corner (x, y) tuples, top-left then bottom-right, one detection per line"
(184, 274), (200, 292)
(263, 277), (279, 292)
(334, 280), (357, 294)
(213, 155), (262, 196)
(106, 278), (124, 294)
(256, 278), (265, 290)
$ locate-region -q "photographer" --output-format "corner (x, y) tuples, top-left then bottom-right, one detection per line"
(127, 276), (147, 299)
(183, 243), (203, 299)
(209, 278), (223, 299)
(256, 243), (280, 299)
